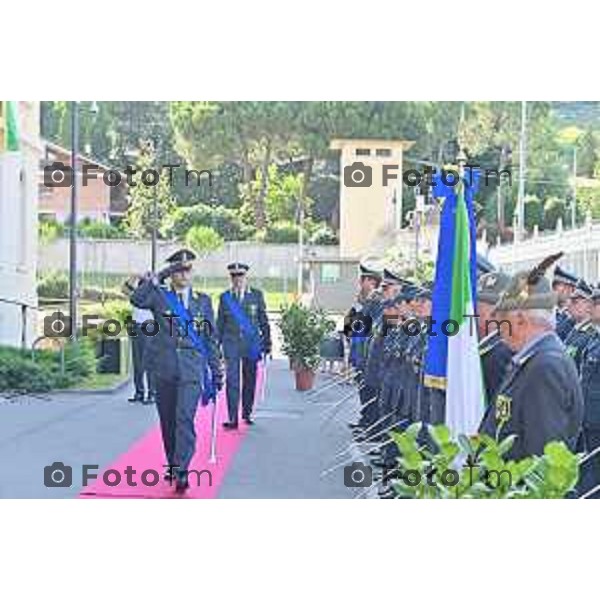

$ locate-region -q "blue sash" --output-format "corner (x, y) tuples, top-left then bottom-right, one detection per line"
(162, 289), (216, 405)
(222, 290), (262, 361)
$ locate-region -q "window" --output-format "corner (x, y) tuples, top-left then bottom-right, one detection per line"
(320, 263), (341, 283)
(355, 148), (371, 156)
(376, 148), (392, 157)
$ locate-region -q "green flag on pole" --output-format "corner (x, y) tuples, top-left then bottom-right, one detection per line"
(4, 101), (20, 152)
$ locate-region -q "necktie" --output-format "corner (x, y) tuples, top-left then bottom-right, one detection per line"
(178, 292), (185, 309)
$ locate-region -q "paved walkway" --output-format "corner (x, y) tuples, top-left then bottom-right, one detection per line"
(0, 360), (360, 499)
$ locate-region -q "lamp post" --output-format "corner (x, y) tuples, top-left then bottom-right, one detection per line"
(68, 102), (79, 340)
(572, 146), (577, 229)
(516, 100), (528, 241)
(68, 101), (98, 340)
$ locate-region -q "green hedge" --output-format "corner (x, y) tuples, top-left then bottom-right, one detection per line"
(0, 340), (97, 393)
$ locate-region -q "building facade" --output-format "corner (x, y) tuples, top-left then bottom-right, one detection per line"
(39, 141), (127, 223)
(0, 101), (41, 347)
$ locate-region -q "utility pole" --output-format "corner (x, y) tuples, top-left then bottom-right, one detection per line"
(69, 102), (79, 340)
(517, 101), (528, 240)
(572, 146), (577, 228)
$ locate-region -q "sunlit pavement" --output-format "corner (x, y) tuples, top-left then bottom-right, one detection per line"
(0, 360), (358, 499)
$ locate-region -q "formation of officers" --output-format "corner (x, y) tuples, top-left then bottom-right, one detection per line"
(346, 256), (600, 498)
(125, 249), (271, 492)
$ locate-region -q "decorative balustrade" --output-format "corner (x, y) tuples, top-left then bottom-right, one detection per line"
(486, 214), (600, 282)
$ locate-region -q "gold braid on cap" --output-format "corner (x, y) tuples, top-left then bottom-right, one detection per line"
(527, 252), (564, 285)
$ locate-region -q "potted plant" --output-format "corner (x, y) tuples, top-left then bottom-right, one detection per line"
(278, 301), (335, 391)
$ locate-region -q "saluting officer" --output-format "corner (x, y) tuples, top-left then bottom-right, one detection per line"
(129, 249), (223, 492)
(346, 262), (383, 432)
(563, 279), (595, 373)
(217, 262), (271, 429)
(479, 256), (584, 460)
(476, 271), (514, 403)
(553, 265), (578, 340)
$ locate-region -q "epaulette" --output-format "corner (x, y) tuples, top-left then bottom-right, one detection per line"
(513, 350), (536, 369)
(581, 320), (595, 333)
(479, 331), (500, 357)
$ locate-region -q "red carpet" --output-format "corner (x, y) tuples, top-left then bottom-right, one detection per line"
(79, 365), (264, 499)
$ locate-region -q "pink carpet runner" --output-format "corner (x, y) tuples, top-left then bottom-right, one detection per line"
(79, 365), (264, 499)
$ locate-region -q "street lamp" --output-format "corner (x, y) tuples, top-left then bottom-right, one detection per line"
(68, 101), (98, 340)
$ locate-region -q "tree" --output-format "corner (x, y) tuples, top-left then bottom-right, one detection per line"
(524, 195), (543, 231)
(577, 129), (600, 178)
(543, 197), (566, 230)
(124, 144), (174, 239)
(185, 225), (224, 256)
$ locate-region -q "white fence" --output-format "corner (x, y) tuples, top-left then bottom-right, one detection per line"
(37, 239), (340, 279)
(487, 219), (600, 282)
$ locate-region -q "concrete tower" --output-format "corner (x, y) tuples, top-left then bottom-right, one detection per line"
(330, 138), (414, 257)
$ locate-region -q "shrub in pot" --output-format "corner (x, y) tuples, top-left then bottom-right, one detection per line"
(278, 301), (335, 391)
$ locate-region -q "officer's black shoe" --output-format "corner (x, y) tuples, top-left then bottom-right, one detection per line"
(243, 417), (254, 425)
(128, 394), (144, 403)
(175, 471), (189, 493)
(141, 396), (155, 405)
(223, 421), (239, 430)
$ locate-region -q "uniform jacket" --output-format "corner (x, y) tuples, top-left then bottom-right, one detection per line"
(348, 290), (383, 369)
(130, 279), (223, 386)
(479, 330), (513, 404)
(216, 287), (271, 359)
(480, 332), (584, 460)
(579, 327), (600, 429)
(556, 309), (576, 341)
(564, 319), (596, 373)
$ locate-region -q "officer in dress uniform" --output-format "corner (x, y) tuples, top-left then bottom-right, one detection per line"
(579, 288), (600, 497)
(346, 262), (383, 432)
(129, 249), (223, 492)
(372, 286), (417, 470)
(553, 265), (578, 341)
(479, 256), (584, 460)
(122, 277), (157, 404)
(217, 262), (271, 429)
(359, 268), (410, 456)
(411, 285), (437, 426)
(563, 279), (595, 373)
(477, 271), (514, 403)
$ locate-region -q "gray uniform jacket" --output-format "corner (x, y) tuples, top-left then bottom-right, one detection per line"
(130, 279), (223, 387)
(480, 332), (584, 460)
(216, 287), (271, 360)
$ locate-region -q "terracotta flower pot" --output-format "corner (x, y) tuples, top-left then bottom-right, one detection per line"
(294, 367), (316, 391)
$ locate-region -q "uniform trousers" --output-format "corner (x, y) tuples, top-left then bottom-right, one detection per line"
(155, 378), (202, 472)
(225, 356), (258, 423)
